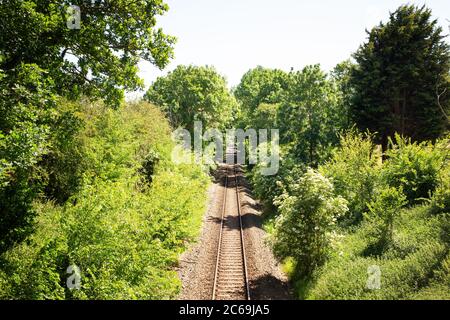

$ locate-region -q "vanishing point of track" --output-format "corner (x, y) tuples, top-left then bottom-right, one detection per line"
(212, 160), (250, 300)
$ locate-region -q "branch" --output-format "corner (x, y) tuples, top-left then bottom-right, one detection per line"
(436, 83), (450, 122)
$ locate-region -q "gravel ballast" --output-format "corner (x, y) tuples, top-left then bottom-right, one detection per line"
(177, 166), (292, 300)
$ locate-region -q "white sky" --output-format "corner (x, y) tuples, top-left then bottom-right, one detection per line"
(128, 0), (450, 99)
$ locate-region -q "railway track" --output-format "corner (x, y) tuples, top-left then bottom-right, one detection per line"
(212, 163), (250, 300)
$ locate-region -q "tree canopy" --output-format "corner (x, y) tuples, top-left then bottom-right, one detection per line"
(350, 4), (450, 145)
(0, 0), (176, 107)
(144, 65), (236, 131)
(234, 66), (289, 118)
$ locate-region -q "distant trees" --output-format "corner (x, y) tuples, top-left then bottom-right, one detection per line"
(350, 4), (450, 145)
(234, 66), (289, 121)
(279, 65), (344, 165)
(144, 65), (237, 131)
(235, 65), (345, 166)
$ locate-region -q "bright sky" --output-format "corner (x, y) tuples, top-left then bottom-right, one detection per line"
(131, 0), (450, 98)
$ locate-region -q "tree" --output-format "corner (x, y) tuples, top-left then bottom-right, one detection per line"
(0, 0), (175, 250)
(365, 186), (407, 251)
(234, 66), (289, 126)
(330, 60), (356, 130)
(350, 4), (450, 146)
(144, 65), (236, 132)
(278, 65), (343, 165)
(0, 0), (175, 107)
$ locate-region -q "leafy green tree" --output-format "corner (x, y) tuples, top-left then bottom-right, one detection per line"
(350, 4), (450, 145)
(0, 0), (175, 251)
(0, 0), (175, 107)
(251, 103), (280, 130)
(330, 60), (355, 130)
(278, 65), (343, 165)
(234, 66), (289, 126)
(144, 65), (236, 131)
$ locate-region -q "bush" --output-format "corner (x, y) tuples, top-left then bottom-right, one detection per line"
(430, 154), (450, 214)
(0, 64), (58, 252)
(0, 101), (210, 299)
(382, 134), (447, 204)
(272, 168), (348, 277)
(249, 147), (306, 213)
(319, 130), (382, 224)
(41, 101), (86, 203)
(308, 241), (447, 300)
(364, 186), (408, 253)
(305, 203), (449, 300)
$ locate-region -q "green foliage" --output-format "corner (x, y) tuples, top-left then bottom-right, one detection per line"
(272, 169), (348, 277)
(382, 134), (448, 204)
(306, 205), (449, 300)
(365, 187), (408, 252)
(430, 164), (450, 214)
(41, 100), (86, 203)
(264, 129), (449, 300)
(319, 130), (382, 224)
(350, 4), (450, 144)
(250, 103), (280, 131)
(330, 60), (355, 130)
(0, 202), (67, 299)
(236, 65), (346, 166)
(234, 66), (289, 126)
(0, 63), (57, 252)
(278, 65), (344, 165)
(409, 252), (450, 299)
(144, 65), (237, 132)
(308, 242), (447, 300)
(0, 102), (209, 299)
(0, 0), (176, 253)
(250, 153), (304, 211)
(0, 0), (175, 107)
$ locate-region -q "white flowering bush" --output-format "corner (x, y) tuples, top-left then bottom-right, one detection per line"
(272, 168), (348, 276)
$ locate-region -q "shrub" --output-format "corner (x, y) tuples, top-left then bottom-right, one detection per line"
(319, 130), (382, 224)
(430, 151), (450, 214)
(305, 201), (449, 300)
(0, 101), (210, 299)
(0, 64), (57, 252)
(0, 202), (67, 300)
(272, 168), (348, 277)
(382, 134), (447, 204)
(308, 241), (447, 300)
(364, 186), (408, 253)
(41, 100), (86, 203)
(250, 150), (305, 212)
